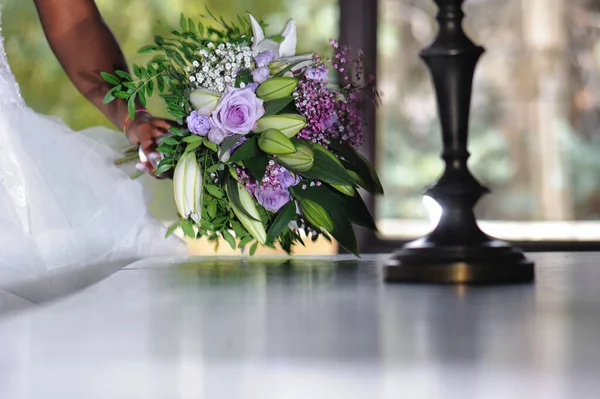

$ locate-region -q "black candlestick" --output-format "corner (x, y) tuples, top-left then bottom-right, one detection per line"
(384, 0), (534, 284)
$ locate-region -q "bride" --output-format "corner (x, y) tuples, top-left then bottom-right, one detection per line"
(0, 0), (187, 290)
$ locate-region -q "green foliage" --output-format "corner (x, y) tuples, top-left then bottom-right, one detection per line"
(3, 0), (336, 130)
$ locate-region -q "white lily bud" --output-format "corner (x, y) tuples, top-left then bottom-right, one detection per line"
(228, 182), (267, 245)
(255, 114), (306, 138)
(189, 88), (221, 116)
(173, 152), (202, 223)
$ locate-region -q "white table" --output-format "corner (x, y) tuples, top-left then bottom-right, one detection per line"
(1, 253), (599, 399)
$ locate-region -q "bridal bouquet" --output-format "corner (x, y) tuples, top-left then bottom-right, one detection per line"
(103, 10), (382, 255)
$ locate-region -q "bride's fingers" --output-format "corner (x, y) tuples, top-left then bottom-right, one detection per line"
(139, 136), (159, 169)
(152, 118), (171, 134)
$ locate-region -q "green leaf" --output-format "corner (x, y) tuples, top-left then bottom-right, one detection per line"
(291, 185), (359, 256)
(115, 70), (132, 80)
(228, 136), (260, 163)
(161, 136), (179, 145)
(138, 89), (147, 108)
(103, 90), (116, 104)
(321, 205), (358, 256)
(183, 135), (203, 144)
(226, 178), (261, 222)
(205, 185), (225, 199)
(133, 64), (143, 78)
(220, 135), (244, 153)
(127, 95), (136, 120)
(154, 160), (173, 176)
(170, 127), (184, 136)
(180, 13), (189, 31)
(328, 141), (384, 194)
(138, 45), (158, 54)
(238, 235), (254, 248)
(207, 200), (217, 218)
(157, 76), (166, 93)
(189, 18), (197, 33)
(266, 201), (296, 244)
(295, 142), (353, 185)
(165, 221), (181, 238)
(184, 141), (202, 153)
(271, 35), (285, 44)
(123, 82), (136, 90)
(249, 241), (259, 256)
(235, 69), (252, 87)
(156, 143), (176, 154)
(100, 71), (120, 85)
(181, 220), (195, 238)
(263, 97), (294, 116)
(336, 190), (377, 231)
(245, 155), (269, 181)
(221, 230), (236, 250)
(103, 93), (116, 104)
(207, 163), (223, 173)
(147, 80), (155, 97)
(203, 141), (218, 152)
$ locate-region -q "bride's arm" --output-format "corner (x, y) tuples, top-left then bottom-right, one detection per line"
(33, 0), (168, 174)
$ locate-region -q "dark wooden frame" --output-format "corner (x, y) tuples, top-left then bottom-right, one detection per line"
(338, 0), (600, 254)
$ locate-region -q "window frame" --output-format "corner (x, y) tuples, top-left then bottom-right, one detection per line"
(338, 0), (600, 254)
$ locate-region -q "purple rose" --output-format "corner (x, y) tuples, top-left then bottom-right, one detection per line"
(278, 168), (301, 188)
(254, 186), (292, 213)
(246, 83), (259, 92)
(208, 127), (227, 144)
(251, 66), (270, 84)
(186, 111), (212, 136)
(211, 86), (265, 135)
(254, 50), (275, 67)
(305, 65), (329, 83)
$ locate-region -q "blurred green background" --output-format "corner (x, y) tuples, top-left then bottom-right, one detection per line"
(2, 0), (337, 130)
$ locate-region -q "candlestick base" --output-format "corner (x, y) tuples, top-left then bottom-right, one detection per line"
(384, 237), (534, 284)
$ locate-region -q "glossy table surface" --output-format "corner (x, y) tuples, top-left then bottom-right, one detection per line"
(1, 252), (599, 398)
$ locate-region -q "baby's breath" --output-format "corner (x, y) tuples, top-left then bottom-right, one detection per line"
(188, 43), (254, 92)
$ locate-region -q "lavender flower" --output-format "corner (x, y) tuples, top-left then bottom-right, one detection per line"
(305, 65), (329, 83)
(211, 86), (265, 135)
(279, 168), (301, 188)
(254, 50), (275, 67)
(186, 111), (212, 136)
(246, 82), (259, 92)
(254, 186), (292, 212)
(323, 112), (339, 130)
(251, 66), (270, 84)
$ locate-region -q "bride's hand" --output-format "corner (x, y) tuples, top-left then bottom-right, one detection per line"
(124, 111), (171, 177)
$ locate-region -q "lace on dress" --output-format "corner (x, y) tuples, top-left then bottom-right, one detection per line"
(0, 5), (30, 232)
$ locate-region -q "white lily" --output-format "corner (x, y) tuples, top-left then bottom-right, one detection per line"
(248, 14), (313, 73)
(189, 88), (221, 116)
(173, 152), (202, 223)
(249, 14), (297, 58)
(228, 182), (267, 245)
(268, 54), (314, 74)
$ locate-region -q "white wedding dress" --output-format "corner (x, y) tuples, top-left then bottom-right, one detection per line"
(0, 9), (187, 292)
